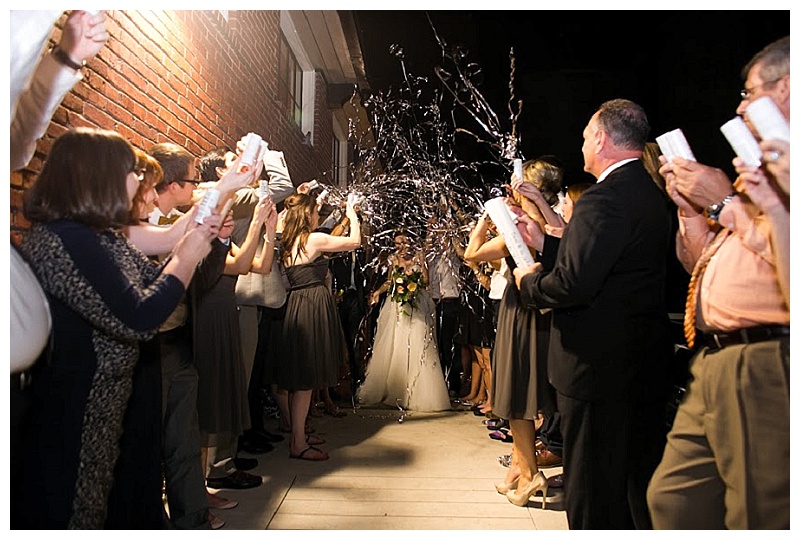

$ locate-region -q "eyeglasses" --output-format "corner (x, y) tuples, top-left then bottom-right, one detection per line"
(180, 179), (203, 186)
(740, 78), (782, 100)
(132, 168), (147, 181)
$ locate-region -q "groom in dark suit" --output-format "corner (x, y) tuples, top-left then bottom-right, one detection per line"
(513, 99), (673, 529)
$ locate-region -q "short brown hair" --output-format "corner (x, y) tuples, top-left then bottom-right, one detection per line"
(24, 127), (136, 230)
(149, 142), (194, 193)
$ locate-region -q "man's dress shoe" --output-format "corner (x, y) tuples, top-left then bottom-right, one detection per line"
(535, 446), (563, 468)
(206, 470), (263, 490)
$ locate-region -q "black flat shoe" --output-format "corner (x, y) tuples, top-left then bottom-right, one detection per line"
(206, 470), (263, 490)
(232, 456), (258, 471)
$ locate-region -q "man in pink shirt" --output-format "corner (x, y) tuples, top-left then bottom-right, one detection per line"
(647, 36), (789, 530)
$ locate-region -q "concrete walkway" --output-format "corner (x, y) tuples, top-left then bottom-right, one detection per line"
(206, 403), (567, 530)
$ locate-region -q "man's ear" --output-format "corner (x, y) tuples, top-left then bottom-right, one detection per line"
(775, 75), (790, 110)
(595, 129), (607, 154)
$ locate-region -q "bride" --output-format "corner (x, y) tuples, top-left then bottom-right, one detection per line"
(356, 232), (452, 412)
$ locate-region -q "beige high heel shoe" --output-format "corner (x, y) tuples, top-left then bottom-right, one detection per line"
(506, 471), (549, 508)
(495, 476), (519, 495)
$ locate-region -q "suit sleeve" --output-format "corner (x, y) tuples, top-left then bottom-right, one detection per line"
(519, 185), (629, 310)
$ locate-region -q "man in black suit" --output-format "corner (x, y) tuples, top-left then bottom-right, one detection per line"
(513, 99), (673, 529)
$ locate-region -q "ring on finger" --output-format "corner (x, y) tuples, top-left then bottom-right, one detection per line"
(766, 150), (781, 162)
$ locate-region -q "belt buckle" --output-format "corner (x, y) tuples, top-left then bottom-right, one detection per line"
(712, 334), (723, 349)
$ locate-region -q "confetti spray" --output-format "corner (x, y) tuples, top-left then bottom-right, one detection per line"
(338, 17), (532, 407)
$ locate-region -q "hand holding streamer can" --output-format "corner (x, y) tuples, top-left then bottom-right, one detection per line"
(483, 197), (535, 268)
(194, 188), (220, 224)
(746, 96), (790, 142)
(258, 180), (269, 200)
(656, 129), (696, 162)
(720, 117), (762, 167)
(513, 158), (523, 182)
(239, 133), (263, 172)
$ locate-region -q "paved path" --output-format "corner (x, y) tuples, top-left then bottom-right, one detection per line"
(203, 403), (567, 530)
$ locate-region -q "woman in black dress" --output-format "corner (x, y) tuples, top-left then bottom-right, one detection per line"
(275, 192), (361, 460)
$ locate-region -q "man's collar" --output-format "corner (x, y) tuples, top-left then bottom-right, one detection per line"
(596, 158), (638, 183)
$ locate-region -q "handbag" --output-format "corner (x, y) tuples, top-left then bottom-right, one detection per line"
(235, 243), (287, 309)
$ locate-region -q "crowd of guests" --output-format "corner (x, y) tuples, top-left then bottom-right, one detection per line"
(8, 10), (789, 531)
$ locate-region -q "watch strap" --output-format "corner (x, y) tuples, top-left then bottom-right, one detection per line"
(706, 192), (736, 223)
(51, 46), (85, 71)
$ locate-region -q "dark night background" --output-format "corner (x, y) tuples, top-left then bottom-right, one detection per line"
(351, 10), (789, 315)
(352, 10), (790, 186)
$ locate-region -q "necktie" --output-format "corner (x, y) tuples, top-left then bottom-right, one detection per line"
(683, 228), (731, 348)
(158, 214), (179, 225)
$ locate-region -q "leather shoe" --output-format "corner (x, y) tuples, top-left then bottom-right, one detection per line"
(547, 473), (564, 489)
(238, 435), (274, 455)
(535, 446), (563, 468)
(206, 470), (263, 490)
(232, 456), (258, 471)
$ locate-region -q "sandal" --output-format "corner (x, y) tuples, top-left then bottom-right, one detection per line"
(289, 445), (329, 461)
(306, 434), (326, 445)
(279, 423), (316, 435)
(489, 428), (513, 442)
(485, 418), (509, 430)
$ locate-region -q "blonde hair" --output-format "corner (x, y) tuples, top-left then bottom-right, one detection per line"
(522, 158), (563, 206)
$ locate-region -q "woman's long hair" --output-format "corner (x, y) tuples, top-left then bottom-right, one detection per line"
(24, 127), (136, 230)
(279, 192), (317, 266)
(130, 149), (163, 222)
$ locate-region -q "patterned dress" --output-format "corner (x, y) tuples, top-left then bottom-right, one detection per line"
(18, 220), (185, 529)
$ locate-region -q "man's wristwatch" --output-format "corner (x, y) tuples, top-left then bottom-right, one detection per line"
(51, 46), (85, 71)
(706, 192), (737, 223)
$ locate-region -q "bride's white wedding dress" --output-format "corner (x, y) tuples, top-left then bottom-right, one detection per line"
(357, 282), (452, 412)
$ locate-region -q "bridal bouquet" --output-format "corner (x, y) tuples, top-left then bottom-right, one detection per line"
(390, 265), (426, 308)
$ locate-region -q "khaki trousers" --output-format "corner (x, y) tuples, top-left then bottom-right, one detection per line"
(647, 338), (789, 529)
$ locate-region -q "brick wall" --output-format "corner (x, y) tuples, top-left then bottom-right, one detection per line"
(10, 9), (337, 241)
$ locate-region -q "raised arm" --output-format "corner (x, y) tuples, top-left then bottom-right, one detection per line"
(464, 214), (510, 263)
(224, 197), (270, 275)
(250, 198), (279, 274)
(308, 196), (361, 255)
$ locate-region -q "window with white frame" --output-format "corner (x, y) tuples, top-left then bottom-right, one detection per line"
(277, 33), (303, 128)
(279, 12), (316, 142)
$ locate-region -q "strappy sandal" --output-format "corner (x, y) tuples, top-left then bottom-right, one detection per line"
(306, 434), (326, 445)
(489, 428), (513, 442)
(485, 418), (509, 430)
(279, 423), (316, 435)
(289, 445), (329, 461)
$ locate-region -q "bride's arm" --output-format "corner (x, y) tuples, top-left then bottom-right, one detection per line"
(369, 254), (394, 306)
(416, 250), (429, 284)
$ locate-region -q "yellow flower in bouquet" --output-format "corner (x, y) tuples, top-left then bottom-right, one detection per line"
(390, 265), (426, 308)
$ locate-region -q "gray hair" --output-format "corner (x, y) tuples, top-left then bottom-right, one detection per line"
(595, 99), (649, 151)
